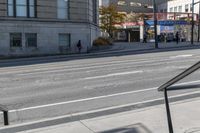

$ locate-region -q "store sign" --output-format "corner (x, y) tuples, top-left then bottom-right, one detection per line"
(160, 26), (174, 33)
(145, 20), (189, 26)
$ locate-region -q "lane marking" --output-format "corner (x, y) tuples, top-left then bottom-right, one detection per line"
(72, 91), (200, 116)
(0, 59), (157, 76)
(84, 70), (144, 80)
(170, 54), (193, 59)
(9, 80), (200, 112)
(1, 56), (198, 76)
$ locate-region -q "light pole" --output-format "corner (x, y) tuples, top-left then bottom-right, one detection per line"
(153, 0), (158, 48)
(192, 0), (200, 44)
(198, 1), (200, 42)
(191, 0), (194, 44)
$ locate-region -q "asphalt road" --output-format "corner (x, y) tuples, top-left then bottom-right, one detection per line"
(0, 48), (200, 124)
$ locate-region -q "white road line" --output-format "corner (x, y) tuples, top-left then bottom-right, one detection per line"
(72, 91), (200, 116)
(9, 80), (200, 112)
(170, 54), (193, 59)
(84, 70), (144, 80)
(1, 56), (197, 76)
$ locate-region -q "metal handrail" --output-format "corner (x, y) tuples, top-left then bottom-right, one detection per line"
(157, 61), (200, 133)
(158, 61), (200, 91)
(0, 105), (9, 125)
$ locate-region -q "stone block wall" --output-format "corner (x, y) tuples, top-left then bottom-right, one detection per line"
(0, 0), (99, 56)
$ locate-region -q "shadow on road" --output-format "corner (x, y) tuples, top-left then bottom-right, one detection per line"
(168, 84), (200, 91)
(0, 45), (200, 68)
(99, 123), (152, 133)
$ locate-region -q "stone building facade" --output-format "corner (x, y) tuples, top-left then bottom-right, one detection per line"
(0, 0), (99, 56)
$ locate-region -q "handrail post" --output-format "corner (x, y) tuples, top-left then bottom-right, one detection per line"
(164, 88), (174, 133)
(3, 111), (9, 126)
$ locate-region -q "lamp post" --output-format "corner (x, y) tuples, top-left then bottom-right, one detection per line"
(191, 0), (194, 45)
(153, 0), (158, 48)
(198, 1), (200, 42)
(192, 0), (200, 44)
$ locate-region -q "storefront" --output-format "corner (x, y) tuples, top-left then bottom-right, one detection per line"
(145, 20), (198, 42)
(114, 22), (142, 42)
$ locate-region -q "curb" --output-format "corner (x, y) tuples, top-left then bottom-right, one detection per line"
(0, 92), (200, 133)
(0, 44), (200, 64)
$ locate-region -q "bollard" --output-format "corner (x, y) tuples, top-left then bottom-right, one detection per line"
(3, 111), (9, 126)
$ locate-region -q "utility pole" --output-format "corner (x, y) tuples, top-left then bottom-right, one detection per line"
(198, 1), (200, 42)
(153, 0), (158, 48)
(191, 0), (194, 44)
(192, 0), (200, 43)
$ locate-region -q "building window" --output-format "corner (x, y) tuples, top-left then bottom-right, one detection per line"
(190, 4), (193, 12)
(57, 0), (69, 19)
(8, 0), (14, 16)
(174, 7), (177, 12)
(178, 6), (182, 12)
(130, 2), (141, 7)
(16, 0), (27, 17)
(25, 33), (37, 47)
(10, 33), (22, 47)
(117, 1), (126, 5)
(92, 0), (97, 23)
(59, 34), (70, 48)
(7, 0), (36, 17)
(29, 0), (36, 17)
(170, 7), (173, 12)
(185, 4), (189, 12)
(143, 4), (149, 8)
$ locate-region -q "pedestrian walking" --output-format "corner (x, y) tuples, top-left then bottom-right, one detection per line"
(176, 32), (179, 44)
(77, 40), (82, 53)
(143, 32), (147, 43)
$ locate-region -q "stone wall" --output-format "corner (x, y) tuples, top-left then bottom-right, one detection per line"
(0, 21), (99, 56)
(0, 0), (98, 23)
(0, 0), (99, 56)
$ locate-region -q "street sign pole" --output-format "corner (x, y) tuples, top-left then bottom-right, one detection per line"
(153, 0), (158, 48)
(198, 1), (200, 42)
(191, 0), (194, 44)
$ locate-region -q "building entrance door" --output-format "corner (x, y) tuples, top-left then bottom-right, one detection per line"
(129, 30), (140, 42)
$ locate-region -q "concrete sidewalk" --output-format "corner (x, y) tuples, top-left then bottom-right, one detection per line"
(90, 42), (200, 53)
(0, 42), (199, 63)
(10, 98), (200, 133)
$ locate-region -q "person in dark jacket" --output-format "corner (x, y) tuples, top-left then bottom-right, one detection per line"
(143, 32), (147, 43)
(77, 40), (82, 53)
(176, 32), (179, 44)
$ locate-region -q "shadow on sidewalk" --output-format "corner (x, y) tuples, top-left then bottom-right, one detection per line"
(99, 123), (152, 133)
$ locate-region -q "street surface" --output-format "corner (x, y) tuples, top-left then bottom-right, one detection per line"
(0, 48), (200, 125)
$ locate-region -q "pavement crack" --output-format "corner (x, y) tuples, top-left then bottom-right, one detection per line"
(79, 120), (96, 133)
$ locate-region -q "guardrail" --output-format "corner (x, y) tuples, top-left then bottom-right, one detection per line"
(0, 105), (9, 126)
(158, 61), (200, 133)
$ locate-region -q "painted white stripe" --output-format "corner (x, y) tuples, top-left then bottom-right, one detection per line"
(84, 70), (144, 80)
(9, 80), (200, 112)
(72, 91), (200, 116)
(10, 87), (156, 112)
(1, 56), (196, 76)
(170, 54), (193, 59)
(2, 94), (198, 129)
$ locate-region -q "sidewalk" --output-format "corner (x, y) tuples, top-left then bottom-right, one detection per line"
(0, 42), (199, 63)
(90, 41), (200, 53)
(10, 98), (200, 133)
